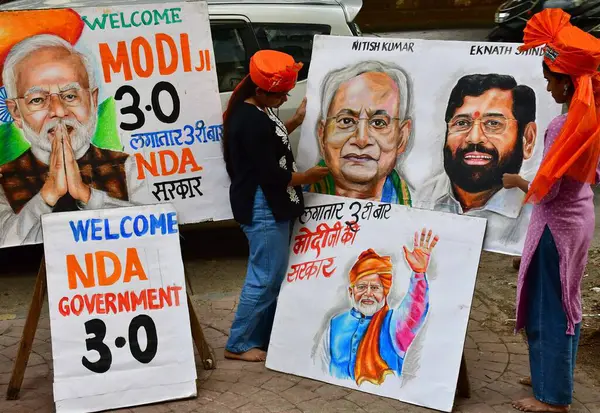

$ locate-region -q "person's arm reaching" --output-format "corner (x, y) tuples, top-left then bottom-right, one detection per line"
(290, 167), (329, 187)
(502, 174), (530, 194)
(242, 112), (328, 187)
(285, 97), (306, 135)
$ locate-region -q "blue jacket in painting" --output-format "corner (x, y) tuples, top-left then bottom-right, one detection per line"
(321, 272), (429, 384)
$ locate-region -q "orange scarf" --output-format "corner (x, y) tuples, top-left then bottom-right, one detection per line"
(349, 249), (394, 385)
(519, 9), (600, 203)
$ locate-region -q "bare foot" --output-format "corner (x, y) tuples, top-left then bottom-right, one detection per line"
(512, 397), (569, 412)
(519, 376), (532, 386)
(224, 348), (267, 362)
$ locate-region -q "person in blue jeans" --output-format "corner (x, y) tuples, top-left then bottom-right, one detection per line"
(221, 50), (329, 362)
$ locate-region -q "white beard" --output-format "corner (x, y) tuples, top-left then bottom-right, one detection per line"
(21, 107), (97, 161)
(351, 294), (386, 317)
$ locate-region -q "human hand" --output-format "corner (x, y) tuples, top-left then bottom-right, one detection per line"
(40, 126), (68, 207)
(303, 166), (329, 184)
(62, 125), (91, 204)
(403, 228), (439, 273)
(502, 173), (522, 189)
(293, 97), (307, 125)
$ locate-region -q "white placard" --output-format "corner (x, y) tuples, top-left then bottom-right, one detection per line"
(297, 35), (562, 255)
(42, 204), (196, 412)
(266, 193), (486, 412)
(0, 2), (230, 250)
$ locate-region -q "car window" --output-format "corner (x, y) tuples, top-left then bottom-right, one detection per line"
(252, 24), (331, 81)
(210, 21), (257, 93)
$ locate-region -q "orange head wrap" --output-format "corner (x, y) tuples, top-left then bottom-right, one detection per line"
(0, 9), (84, 89)
(249, 50), (302, 93)
(519, 9), (600, 203)
(349, 248), (393, 294)
(349, 249), (394, 386)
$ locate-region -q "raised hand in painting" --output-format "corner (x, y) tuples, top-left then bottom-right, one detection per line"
(403, 228), (439, 273)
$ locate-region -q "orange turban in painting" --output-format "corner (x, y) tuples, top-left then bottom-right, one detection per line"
(0, 9), (84, 88)
(349, 249), (394, 386)
(249, 50), (302, 93)
(519, 9), (600, 203)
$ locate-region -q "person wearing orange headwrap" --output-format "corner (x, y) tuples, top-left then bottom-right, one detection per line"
(501, 8), (600, 413)
(316, 229), (438, 386)
(222, 50), (330, 362)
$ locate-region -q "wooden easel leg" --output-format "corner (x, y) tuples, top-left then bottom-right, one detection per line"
(456, 353), (471, 399)
(187, 293), (216, 370)
(6, 259), (47, 401)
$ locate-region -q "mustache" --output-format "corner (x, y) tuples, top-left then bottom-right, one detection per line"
(43, 118), (84, 137)
(359, 296), (380, 304)
(455, 144), (499, 161)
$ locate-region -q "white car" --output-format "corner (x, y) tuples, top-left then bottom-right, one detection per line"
(0, 0), (363, 155)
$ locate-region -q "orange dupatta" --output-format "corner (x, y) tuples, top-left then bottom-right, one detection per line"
(349, 249), (394, 385)
(519, 9), (600, 203)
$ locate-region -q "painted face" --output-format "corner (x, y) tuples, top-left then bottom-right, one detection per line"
(350, 273), (386, 317)
(8, 46), (98, 154)
(319, 72), (410, 193)
(443, 88), (524, 193)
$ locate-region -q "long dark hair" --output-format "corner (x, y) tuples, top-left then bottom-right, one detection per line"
(222, 75), (258, 179)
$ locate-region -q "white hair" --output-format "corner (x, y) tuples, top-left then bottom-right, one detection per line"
(318, 60), (412, 123)
(3, 34), (97, 99)
(349, 289), (386, 317)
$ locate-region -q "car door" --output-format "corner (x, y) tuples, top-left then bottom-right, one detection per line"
(209, 16), (260, 112)
(251, 23), (332, 156)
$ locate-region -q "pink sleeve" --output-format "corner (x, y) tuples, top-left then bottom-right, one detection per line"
(392, 273), (429, 354)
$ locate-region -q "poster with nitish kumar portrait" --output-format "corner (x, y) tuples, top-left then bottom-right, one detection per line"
(297, 35), (562, 256)
(266, 193), (487, 412)
(0, 2), (230, 250)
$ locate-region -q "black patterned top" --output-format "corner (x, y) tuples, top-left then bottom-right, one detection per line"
(225, 102), (304, 224)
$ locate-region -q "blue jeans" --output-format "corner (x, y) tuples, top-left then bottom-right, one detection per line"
(226, 187), (291, 353)
(526, 226), (580, 406)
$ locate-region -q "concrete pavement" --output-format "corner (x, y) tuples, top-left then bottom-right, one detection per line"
(1, 290), (599, 413)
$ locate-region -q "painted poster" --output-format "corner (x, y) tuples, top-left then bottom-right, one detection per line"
(42, 204), (196, 412)
(0, 2), (229, 249)
(266, 193), (486, 412)
(297, 35), (562, 255)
